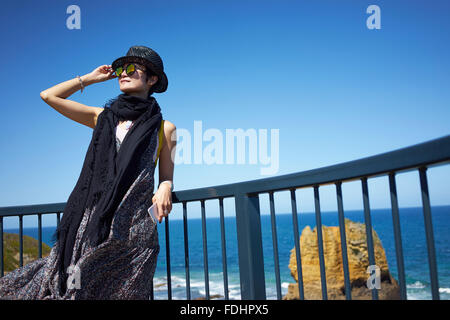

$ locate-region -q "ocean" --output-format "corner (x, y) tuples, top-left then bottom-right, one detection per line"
(4, 205), (450, 300)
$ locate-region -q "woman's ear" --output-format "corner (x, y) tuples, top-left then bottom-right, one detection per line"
(147, 75), (158, 87)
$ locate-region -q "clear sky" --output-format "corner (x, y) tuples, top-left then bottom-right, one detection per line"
(1, 0), (449, 228)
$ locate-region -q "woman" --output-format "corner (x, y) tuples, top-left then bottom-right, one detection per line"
(0, 45), (176, 299)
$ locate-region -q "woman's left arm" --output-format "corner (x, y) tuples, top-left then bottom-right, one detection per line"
(152, 120), (177, 222)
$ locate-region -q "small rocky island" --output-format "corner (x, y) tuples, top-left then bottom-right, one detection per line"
(283, 218), (400, 300)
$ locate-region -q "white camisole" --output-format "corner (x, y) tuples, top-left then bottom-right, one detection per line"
(116, 120), (134, 143)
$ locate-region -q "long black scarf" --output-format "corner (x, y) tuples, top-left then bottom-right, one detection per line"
(53, 93), (163, 294)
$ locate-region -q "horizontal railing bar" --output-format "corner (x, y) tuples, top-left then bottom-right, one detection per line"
(2, 136), (450, 214)
(0, 203), (66, 217)
(171, 135), (450, 202)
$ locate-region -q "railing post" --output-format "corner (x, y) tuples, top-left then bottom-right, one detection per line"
(388, 173), (407, 300)
(38, 213), (42, 259)
(0, 216), (3, 277)
(314, 186), (328, 300)
(290, 188), (305, 300)
(19, 215), (23, 267)
(182, 201), (191, 300)
(218, 197), (229, 300)
(335, 182), (352, 300)
(200, 199), (210, 300)
(419, 167), (440, 300)
(164, 216), (172, 300)
(268, 191), (282, 300)
(234, 192), (266, 300)
(361, 177), (379, 300)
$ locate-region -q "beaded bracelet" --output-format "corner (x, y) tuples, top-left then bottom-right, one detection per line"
(76, 75), (84, 93)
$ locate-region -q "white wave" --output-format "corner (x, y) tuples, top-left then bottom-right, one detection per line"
(406, 292), (430, 300)
(152, 273), (242, 300)
(405, 284), (450, 300)
(153, 273), (292, 300)
(407, 281), (426, 289)
(281, 282), (290, 289)
(228, 288), (241, 300)
(155, 275), (450, 300)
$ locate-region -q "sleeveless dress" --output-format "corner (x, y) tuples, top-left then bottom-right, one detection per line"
(0, 118), (166, 300)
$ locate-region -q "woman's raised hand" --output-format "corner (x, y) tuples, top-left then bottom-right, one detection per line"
(88, 65), (117, 83)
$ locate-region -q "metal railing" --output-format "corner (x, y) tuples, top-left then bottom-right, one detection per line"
(1, 134), (450, 300)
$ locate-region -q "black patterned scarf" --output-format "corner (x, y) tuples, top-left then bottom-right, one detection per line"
(53, 93), (163, 294)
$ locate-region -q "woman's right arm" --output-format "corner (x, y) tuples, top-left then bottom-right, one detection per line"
(40, 65), (117, 129)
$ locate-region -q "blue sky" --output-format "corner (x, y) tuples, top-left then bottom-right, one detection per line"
(0, 0), (449, 228)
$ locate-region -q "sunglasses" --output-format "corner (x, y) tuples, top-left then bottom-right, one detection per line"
(114, 63), (146, 77)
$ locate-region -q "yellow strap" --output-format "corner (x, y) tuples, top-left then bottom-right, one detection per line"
(155, 119), (165, 166)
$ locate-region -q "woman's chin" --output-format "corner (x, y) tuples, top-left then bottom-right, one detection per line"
(119, 84), (148, 96)
(120, 87), (138, 94)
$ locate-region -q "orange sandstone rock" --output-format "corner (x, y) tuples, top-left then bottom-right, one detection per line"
(284, 218), (400, 300)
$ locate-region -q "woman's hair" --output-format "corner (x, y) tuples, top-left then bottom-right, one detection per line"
(145, 68), (158, 97)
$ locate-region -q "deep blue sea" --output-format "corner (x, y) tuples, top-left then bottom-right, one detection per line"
(5, 205), (450, 300)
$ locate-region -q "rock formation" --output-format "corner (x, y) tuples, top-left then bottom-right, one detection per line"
(283, 218), (400, 300)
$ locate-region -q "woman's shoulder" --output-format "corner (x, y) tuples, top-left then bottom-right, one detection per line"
(160, 119), (176, 149)
(163, 119), (176, 133)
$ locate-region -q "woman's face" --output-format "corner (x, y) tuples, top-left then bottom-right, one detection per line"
(117, 63), (157, 96)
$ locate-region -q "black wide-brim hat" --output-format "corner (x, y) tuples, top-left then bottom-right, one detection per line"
(112, 45), (168, 93)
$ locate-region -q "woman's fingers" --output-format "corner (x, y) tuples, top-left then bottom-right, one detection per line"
(157, 202), (164, 223)
(164, 202), (172, 215)
(155, 202), (173, 223)
(152, 188), (172, 223)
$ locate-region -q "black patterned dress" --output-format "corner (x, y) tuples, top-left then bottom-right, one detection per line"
(0, 118), (166, 299)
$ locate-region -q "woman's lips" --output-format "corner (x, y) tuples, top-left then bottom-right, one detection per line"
(120, 79), (130, 83)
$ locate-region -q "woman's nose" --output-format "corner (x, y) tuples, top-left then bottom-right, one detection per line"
(119, 69), (127, 77)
